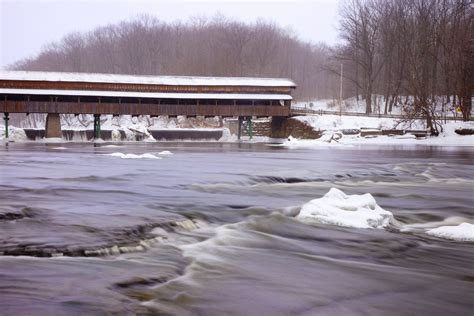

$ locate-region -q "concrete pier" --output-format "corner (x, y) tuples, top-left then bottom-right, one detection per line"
(45, 113), (62, 138)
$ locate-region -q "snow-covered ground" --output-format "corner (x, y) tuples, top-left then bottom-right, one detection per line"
(294, 114), (421, 130)
(285, 116), (473, 147)
(0, 126), (28, 142)
(293, 95), (470, 117)
(1, 97), (472, 146)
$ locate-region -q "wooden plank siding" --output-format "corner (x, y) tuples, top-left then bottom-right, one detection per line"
(0, 100), (290, 117)
(0, 73), (295, 117)
(0, 80), (293, 95)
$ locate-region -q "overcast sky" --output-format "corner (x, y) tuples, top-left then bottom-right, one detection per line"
(0, 0), (341, 69)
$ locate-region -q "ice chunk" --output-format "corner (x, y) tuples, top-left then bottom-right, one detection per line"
(111, 129), (122, 141)
(105, 152), (162, 159)
(158, 150), (173, 155)
(426, 223), (474, 242)
(297, 188), (393, 229)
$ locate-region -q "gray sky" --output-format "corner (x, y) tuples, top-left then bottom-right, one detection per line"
(0, 0), (341, 69)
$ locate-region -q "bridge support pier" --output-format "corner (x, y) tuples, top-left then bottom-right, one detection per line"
(270, 117), (287, 138)
(237, 117), (242, 140)
(3, 113), (9, 140)
(246, 117), (253, 140)
(93, 114), (101, 139)
(45, 113), (62, 138)
(270, 116), (322, 139)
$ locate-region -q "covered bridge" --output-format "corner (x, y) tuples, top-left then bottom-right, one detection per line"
(0, 71), (296, 138)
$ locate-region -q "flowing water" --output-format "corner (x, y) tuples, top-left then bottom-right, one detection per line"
(0, 142), (473, 315)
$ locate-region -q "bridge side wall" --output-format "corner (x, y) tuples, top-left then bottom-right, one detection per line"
(0, 100), (290, 117)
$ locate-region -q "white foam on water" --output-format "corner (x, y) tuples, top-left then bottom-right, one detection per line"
(52, 147), (68, 150)
(416, 168), (474, 185)
(401, 216), (470, 232)
(426, 223), (474, 242)
(218, 127), (238, 142)
(42, 137), (64, 143)
(105, 152), (162, 159)
(158, 150), (174, 155)
(101, 144), (122, 148)
(296, 188), (394, 229)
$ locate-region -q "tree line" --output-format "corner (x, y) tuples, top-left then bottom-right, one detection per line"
(11, 15), (339, 101)
(335, 0), (472, 131)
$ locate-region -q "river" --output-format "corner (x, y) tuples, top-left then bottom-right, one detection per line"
(0, 142), (473, 315)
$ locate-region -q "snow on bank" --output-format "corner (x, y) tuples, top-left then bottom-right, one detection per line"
(296, 188), (394, 229)
(282, 133), (348, 147)
(294, 114), (423, 131)
(426, 223), (474, 242)
(105, 153), (162, 159)
(0, 126), (27, 142)
(287, 117), (473, 147)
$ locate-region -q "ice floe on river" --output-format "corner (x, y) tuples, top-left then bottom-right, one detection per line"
(105, 152), (162, 159)
(296, 188), (394, 229)
(103, 150), (174, 159)
(295, 188), (473, 242)
(158, 150), (173, 155)
(426, 223), (474, 242)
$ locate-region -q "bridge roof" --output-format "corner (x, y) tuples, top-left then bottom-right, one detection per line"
(0, 71), (296, 88)
(0, 88), (292, 100)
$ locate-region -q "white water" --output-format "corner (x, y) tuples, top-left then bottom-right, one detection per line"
(104, 152), (162, 159)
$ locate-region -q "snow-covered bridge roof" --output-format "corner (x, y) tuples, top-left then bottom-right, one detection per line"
(0, 88), (292, 100)
(0, 71), (296, 88)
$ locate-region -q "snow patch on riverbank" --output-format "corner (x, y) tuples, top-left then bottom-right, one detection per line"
(426, 223), (474, 242)
(286, 118), (473, 147)
(297, 188), (394, 229)
(0, 126), (27, 142)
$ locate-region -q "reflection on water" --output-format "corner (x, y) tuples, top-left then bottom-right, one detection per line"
(0, 142), (473, 315)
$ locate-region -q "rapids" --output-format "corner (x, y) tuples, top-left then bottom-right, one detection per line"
(0, 142), (472, 315)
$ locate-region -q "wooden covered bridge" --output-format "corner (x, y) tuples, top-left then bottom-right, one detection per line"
(0, 71), (296, 139)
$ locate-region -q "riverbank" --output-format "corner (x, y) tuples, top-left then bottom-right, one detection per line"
(1, 114), (472, 146)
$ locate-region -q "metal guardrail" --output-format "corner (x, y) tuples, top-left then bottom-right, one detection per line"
(290, 107), (473, 121)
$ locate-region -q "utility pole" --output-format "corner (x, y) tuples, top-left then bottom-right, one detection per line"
(339, 63), (343, 117)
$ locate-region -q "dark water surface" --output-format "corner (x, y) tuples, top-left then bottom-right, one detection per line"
(0, 142), (473, 315)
